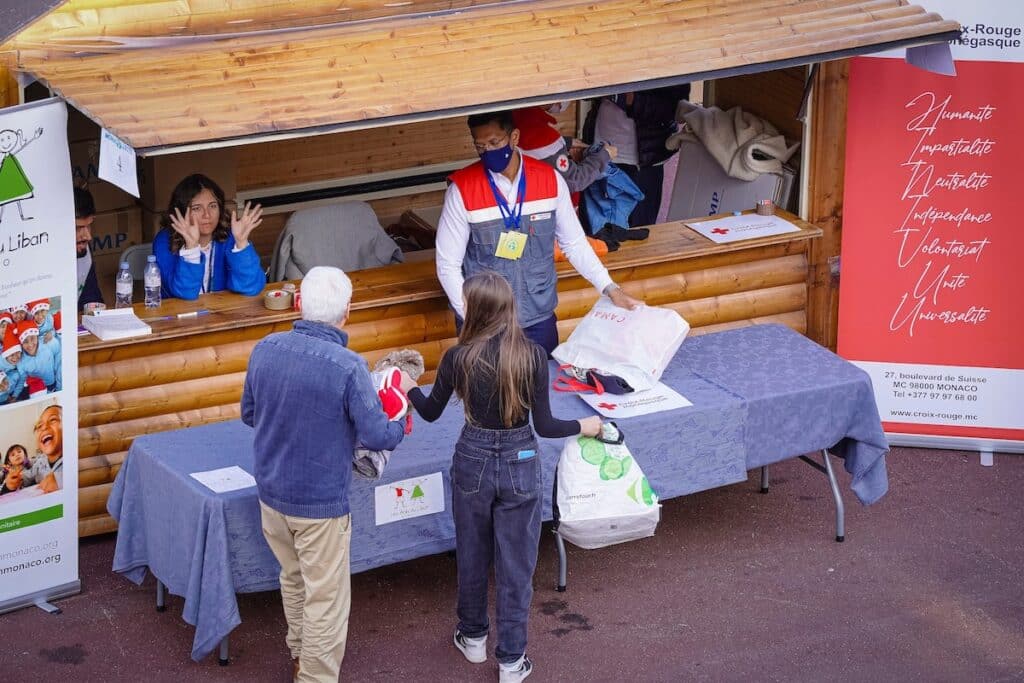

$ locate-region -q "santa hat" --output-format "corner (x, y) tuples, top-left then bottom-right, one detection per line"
(9, 304), (28, 314)
(1, 328), (21, 358)
(26, 376), (47, 398)
(28, 299), (50, 316)
(16, 320), (39, 343)
(512, 106), (563, 152)
(0, 311), (12, 326)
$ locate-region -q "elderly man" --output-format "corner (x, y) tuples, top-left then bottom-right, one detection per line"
(241, 266), (405, 682)
(436, 110), (640, 354)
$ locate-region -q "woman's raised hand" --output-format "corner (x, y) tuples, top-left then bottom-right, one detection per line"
(231, 201), (263, 249)
(169, 207), (200, 249)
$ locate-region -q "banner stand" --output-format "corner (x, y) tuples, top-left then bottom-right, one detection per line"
(0, 580), (80, 616)
(0, 98), (81, 615)
(885, 433), (1024, 462)
(838, 1), (1024, 453)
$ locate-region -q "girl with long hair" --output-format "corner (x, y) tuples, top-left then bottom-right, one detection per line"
(402, 271), (601, 682)
(151, 174), (266, 300)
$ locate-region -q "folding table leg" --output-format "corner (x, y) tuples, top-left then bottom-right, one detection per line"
(759, 465), (770, 494)
(819, 450), (846, 543)
(554, 530), (568, 592)
(156, 579), (166, 612)
(218, 635), (229, 666)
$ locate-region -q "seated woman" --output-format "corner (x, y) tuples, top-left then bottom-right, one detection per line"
(152, 174), (266, 300)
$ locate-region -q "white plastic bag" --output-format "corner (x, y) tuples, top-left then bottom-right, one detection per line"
(552, 298), (689, 391)
(555, 432), (660, 549)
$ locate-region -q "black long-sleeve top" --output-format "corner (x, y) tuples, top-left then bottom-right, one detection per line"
(408, 340), (580, 439)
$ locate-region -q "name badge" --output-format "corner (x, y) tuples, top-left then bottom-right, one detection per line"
(530, 212), (551, 221)
(495, 230), (527, 260)
(517, 449), (536, 460)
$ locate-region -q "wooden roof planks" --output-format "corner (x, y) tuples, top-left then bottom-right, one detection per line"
(8, 0), (959, 152)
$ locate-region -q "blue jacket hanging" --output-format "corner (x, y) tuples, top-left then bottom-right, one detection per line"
(582, 162), (645, 232)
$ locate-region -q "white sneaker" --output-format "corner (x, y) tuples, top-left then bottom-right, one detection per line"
(454, 630), (487, 664)
(498, 655), (533, 682)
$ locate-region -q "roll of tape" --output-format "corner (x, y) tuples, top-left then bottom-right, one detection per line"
(264, 289), (293, 310)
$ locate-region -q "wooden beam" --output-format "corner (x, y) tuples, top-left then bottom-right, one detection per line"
(0, 58), (19, 108)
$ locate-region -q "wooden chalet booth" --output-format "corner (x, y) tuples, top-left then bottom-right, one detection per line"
(0, 0), (958, 536)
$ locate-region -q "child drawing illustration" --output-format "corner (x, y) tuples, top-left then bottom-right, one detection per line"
(0, 127), (44, 224)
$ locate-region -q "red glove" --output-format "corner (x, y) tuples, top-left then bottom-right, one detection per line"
(377, 367), (412, 434)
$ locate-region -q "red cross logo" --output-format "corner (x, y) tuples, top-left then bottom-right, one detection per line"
(711, 228), (729, 235)
(556, 154), (570, 172)
(597, 402), (618, 410)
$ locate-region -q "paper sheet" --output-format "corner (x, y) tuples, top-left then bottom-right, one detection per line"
(80, 307), (151, 340)
(686, 213), (800, 244)
(98, 128), (140, 197)
(374, 472), (445, 525)
(190, 465), (257, 493)
(578, 382), (693, 418)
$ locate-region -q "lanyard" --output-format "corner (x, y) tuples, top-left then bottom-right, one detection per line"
(485, 168), (527, 231)
(201, 244), (214, 294)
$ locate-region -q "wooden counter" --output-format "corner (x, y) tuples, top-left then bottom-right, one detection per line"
(77, 211), (820, 536)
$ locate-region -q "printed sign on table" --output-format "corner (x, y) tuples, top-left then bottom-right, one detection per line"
(685, 213), (800, 244)
(839, 2), (1024, 443)
(374, 472), (445, 526)
(578, 382), (692, 418)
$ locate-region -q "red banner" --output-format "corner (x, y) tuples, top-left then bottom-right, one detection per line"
(838, 56), (1024, 442)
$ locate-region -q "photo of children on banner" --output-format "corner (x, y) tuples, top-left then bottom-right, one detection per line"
(1, 295), (63, 404)
(0, 402), (64, 500)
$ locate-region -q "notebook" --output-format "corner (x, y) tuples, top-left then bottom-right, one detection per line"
(81, 308), (152, 340)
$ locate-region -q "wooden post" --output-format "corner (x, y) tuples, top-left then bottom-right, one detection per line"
(805, 59), (850, 351)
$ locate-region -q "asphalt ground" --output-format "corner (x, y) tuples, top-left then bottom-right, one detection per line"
(3, 446), (1022, 682)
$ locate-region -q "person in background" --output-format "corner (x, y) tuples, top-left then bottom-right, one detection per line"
(511, 104), (615, 195)
(9, 303), (27, 323)
(27, 404), (63, 494)
(30, 299), (61, 343)
(1, 443), (33, 494)
(401, 271), (602, 683)
(14, 320), (60, 393)
(152, 174), (266, 300)
(0, 311), (13, 343)
(242, 266), (406, 682)
(585, 85), (690, 227)
(436, 110), (640, 355)
(74, 187), (104, 313)
(0, 327), (24, 403)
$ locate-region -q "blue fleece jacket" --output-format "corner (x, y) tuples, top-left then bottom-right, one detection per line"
(241, 320), (404, 518)
(152, 228), (266, 300)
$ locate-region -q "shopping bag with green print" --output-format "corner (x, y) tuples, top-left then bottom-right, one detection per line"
(554, 423), (660, 549)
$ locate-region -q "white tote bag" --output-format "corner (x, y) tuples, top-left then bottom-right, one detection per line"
(556, 433), (661, 549)
(552, 297), (689, 391)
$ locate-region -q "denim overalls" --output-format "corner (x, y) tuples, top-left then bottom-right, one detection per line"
(451, 422), (542, 665)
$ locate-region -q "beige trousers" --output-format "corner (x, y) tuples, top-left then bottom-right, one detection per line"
(259, 501), (352, 683)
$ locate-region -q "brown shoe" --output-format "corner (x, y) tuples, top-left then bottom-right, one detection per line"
(293, 657), (300, 680)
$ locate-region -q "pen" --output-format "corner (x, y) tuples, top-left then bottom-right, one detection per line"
(143, 309), (211, 322)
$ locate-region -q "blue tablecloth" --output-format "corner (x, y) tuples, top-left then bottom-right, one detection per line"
(107, 324), (887, 661)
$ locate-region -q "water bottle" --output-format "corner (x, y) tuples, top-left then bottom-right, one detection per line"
(115, 262), (133, 308)
(144, 255), (162, 309)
